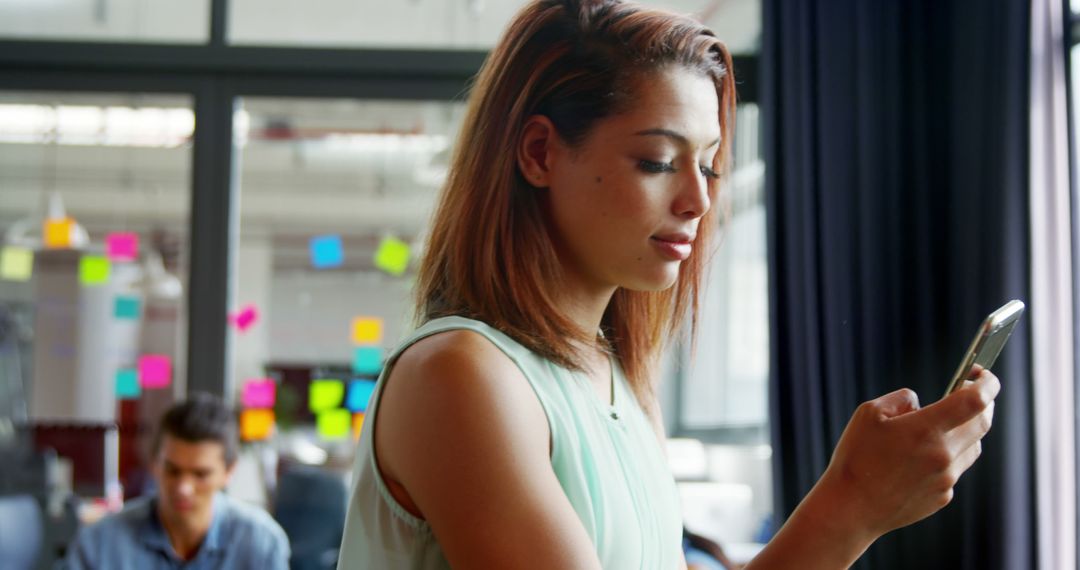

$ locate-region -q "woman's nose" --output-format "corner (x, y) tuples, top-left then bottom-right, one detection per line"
(672, 169), (711, 219)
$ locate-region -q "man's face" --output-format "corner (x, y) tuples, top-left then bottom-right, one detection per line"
(152, 435), (233, 524)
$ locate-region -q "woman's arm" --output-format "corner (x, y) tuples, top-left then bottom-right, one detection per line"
(374, 330), (604, 570)
(744, 372), (1000, 569)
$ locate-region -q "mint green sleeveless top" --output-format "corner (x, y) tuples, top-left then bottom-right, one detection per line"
(337, 316), (683, 569)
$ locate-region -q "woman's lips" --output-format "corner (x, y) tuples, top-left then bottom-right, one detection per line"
(650, 236), (693, 260)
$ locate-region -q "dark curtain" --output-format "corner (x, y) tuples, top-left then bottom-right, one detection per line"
(762, 1), (1035, 569)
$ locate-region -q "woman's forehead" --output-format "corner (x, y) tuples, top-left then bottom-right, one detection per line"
(602, 67), (721, 146)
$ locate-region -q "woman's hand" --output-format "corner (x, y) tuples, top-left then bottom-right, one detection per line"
(819, 368), (1000, 539)
(744, 369), (1000, 570)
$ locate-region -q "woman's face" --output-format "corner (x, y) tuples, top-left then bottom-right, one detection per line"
(541, 65), (721, 294)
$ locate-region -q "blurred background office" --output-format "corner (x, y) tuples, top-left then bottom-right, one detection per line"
(0, 1), (1074, 569)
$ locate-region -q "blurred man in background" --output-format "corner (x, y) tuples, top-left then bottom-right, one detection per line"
(65, 393), (289, 569)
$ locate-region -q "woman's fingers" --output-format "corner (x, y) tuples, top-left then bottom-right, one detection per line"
(871, 388), (922, 418)
(903, 372), (1000, 432)
(946, 401), (995, 454)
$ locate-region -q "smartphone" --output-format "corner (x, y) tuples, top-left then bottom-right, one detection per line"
(942, 300), (1026, 397)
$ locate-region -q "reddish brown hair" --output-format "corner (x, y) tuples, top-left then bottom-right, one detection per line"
(415, 0), (737, 408)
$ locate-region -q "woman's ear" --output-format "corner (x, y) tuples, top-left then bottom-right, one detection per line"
(517, 115), (559, 188)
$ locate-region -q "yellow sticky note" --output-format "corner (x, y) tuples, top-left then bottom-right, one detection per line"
(374, 237), (411, 276)
(317, 409), (351, 439)
(79, 255), (111, 286)
(43, 217), (75, 249)
(0, 246), (33, 282)
(309, 379), (344, 413)
(351, 317), (383, 345)
(240, 409), (275, 441)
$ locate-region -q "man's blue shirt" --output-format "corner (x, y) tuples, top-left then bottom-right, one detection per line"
(65, 493), (290, 570)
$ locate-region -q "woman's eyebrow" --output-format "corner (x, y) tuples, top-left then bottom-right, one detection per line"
(634, 128), (721, 149)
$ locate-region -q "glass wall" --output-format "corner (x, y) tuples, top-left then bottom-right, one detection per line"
(0, 90), (192, 506)
(225, 96), (466, 505)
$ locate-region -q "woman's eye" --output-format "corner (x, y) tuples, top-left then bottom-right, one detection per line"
(638, 159), (675, 174)
(699, 165), (720, 180)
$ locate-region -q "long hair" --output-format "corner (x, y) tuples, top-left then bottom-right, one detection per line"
(415, 0), (737, 409)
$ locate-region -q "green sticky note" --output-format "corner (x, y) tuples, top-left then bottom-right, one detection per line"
(317, 408), (352, 439)
(309, 379), (344, 413)
(79, 255), (111, 286)
(114, 296), (140, 319)
(0, 246), (33, 282)
(115, 369), (141, 399)
(374, 237), (410, 276)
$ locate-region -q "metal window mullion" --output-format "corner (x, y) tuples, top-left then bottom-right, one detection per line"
(186, 77), (236, 400)
(210, 0), (228, 47)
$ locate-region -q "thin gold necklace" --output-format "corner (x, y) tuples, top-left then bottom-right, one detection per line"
(597, 329), (617, 418)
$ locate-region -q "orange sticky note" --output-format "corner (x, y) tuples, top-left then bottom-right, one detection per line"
(44, 218), (74, 249)
(351, 316), (383, 345)
(240, 409), (275, 441)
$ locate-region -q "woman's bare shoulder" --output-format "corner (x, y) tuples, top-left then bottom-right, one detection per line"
(375, 328), (550, 483)
(374, 330), (599, 568)
(386, 326), (529, 397)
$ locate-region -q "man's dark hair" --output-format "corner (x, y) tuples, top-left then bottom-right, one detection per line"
(152, 392), (239, 466)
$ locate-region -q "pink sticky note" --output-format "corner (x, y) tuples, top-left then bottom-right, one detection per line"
(138, 354), (172, 389)
(229, 304), (259, 332)
(242, 379), (276, 409)
(105, 232), (139, 262)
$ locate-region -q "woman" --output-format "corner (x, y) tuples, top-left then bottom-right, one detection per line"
(337, 1), (1000, 568)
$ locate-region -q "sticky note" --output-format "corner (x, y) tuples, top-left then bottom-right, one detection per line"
(229, 304), (259, 332)
(79, 255), (111, 286)
(352, 347), (383, 375)
(43, 217), (74, 249)
(240, 409), (275, 441)
(353, 413), (365, 441)
(317, 409), (351, 439)
(310, 235), (344, 269)
(114, 296), (140, 319)
(0, 246), (33, 282)
(345, 379), (377, 413)
(309, 379), (344, 412)
(115, 369), (140, 400)
(351, 316), (383, 345)
(105, 232), (139, 262)
(374, 236), (410, 276)
(242, 379), (276, 409)
(138, 354), (172, 389)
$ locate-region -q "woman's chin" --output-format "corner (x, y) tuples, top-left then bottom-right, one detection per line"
(621, 269), (681, 292)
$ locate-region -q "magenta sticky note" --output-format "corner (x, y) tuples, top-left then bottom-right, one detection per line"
(229, 304), (259, 332)
(138, 354), (172, 389)
(242, 379), (276, 409)
(106, 232), (139, 262)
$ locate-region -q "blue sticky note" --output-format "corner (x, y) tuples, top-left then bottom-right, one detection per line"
(114, 296), (140, 319)
(352, 346), (383, 375)
(346, 379), (377, 413)
(115, 369), (141, 399)
(310, 235), (344, 269)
